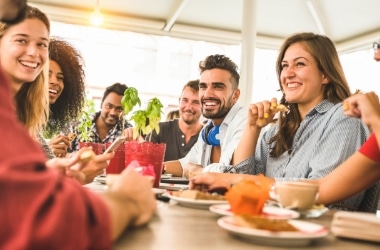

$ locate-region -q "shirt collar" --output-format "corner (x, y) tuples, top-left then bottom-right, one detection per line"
(221, 103), (241, 126)
(306, 99), (334, 117)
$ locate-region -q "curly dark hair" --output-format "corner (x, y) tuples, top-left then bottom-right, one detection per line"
(46, 37), (85, 135)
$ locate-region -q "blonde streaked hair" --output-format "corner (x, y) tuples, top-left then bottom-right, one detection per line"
(0, 6), (50, 138)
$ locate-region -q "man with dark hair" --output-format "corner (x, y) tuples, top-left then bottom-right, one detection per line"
(71, 82), (133, 151)
(165, 55), (247, 177)
(147, 80), (203, 161)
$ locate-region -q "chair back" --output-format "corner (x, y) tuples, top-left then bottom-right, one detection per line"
(358, 181), (380, 213)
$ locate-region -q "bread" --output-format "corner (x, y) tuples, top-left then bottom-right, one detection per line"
(233, 215), (299, 232)
(68, 132), (76, 141)
(270, 103), (288, 112)
(225, 175), (273, 215)
(172, 190), (226, 200)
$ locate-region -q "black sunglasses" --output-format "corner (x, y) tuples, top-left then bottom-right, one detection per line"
(373, 42), (380, 50)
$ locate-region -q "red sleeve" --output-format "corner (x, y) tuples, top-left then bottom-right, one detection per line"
(359, 134), (380, 163)
(0, 69), (112, 249)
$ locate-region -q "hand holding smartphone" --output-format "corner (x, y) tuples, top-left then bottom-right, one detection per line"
(103, 136), (126, 154)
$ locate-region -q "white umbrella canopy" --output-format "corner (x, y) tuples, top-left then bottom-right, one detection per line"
(29, 0), (380, 52)
(28, 0), (380, 106)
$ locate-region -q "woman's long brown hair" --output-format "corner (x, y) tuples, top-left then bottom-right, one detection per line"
(269, 32), (351, 158)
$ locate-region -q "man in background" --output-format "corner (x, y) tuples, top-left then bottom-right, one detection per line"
(147, 80), (203, 161)
(165, 54), (247, 177)
(71, 82), (133, 151)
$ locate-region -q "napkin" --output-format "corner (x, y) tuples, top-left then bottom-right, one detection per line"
(331, 211), (380, 243)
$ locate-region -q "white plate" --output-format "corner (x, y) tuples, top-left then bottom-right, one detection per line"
(94, 176), (106, 184)
(210, 204), (300, 219)
(160, 174), (173, 179)
(159, 183), (188, 191)
(218, 216), (328, 247)
(152, 188), (166, 195)
(299, 205), (329, 218)
(167, 194), (228, 209)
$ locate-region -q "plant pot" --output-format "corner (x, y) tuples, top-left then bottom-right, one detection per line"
(79, 142), (103, 155)
(105, 142), (125, 174)
(125, 141), (166, 188)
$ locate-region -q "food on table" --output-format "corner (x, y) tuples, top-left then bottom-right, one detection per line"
(233, 214), (299, 232)
(270, 103), (288, 112)
(68, 132), (77, 141)
(79, 150), (95, 163)
(225, 174), (273, 215)
(172, 190), (226, 200)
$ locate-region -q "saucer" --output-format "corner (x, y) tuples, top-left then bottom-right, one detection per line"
(299, 205), (328, 218)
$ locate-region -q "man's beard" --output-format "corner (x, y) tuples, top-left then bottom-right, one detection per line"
(202, 98), (233, 119)
(102, 114), (119, 127)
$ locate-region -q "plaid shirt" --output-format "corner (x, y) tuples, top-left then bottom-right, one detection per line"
(70, 111), (132, 152)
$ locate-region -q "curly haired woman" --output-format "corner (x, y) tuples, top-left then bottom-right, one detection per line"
(46, 37), (86, 157)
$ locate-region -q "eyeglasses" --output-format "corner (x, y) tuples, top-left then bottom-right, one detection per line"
(373, 42), (380, 50)
(103, 103), (123, 113)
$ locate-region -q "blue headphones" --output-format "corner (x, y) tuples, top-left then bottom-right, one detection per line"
(201, 122), (220, 146)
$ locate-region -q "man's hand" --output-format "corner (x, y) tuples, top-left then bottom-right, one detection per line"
(122, 127), (145, 142)
(183, 163), (203, 179)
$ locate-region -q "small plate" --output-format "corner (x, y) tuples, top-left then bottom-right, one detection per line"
(218, 216), (328, 247)
(159, 183), (188, 191)
(167, 194), (228, 209)
(94, 176), (106, 184)
(161, 174), (173, 179)
(152, 188), (166, 195)
(210, 204), (300, 219)
(299, 205), (328, 218)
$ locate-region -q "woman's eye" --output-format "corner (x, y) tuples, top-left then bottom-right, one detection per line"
(38, 42), (48, 48)
(281, 64), (288, 69)
(296, 62), (306, 67)
(15, 39), (26, 44)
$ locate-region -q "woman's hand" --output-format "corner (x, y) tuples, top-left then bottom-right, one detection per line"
(46, 147), (114, 184)
(48, 134), (71, 157)
(109, 168), (157, 227)
(247, 98), (281, 128)
(343, 92), (380, 130)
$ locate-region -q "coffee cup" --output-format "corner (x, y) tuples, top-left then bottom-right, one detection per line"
(270, 182), (319, 211)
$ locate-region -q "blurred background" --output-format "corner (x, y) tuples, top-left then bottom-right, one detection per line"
(29, 0), (380, 114)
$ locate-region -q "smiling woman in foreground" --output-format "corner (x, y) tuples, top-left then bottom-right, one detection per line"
(190, 92), (380, 210)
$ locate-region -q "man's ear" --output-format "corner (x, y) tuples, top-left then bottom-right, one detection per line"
(232, 89), (240, 103)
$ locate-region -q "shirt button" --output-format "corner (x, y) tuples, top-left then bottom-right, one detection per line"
(181, 143), (184, 146)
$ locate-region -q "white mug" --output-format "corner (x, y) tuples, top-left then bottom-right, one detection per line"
(270, 182), (319, 211)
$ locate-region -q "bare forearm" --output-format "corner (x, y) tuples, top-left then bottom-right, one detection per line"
(232, 124), (261, 165)
(164, 160), (183, 177)
(315, 153), (380, 205)
(100, 193), (139, 240)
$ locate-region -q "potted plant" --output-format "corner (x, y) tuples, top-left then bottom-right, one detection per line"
(121, 87), (166, 188)
(77, 98), (103, 154)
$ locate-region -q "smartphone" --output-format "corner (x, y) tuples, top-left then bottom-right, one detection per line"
(103, 136), (126, 154)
